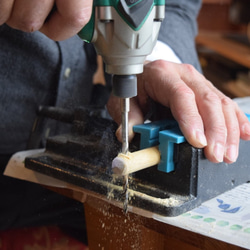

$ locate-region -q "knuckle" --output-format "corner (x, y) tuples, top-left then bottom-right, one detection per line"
(22, 23), (41, 33)
(229, 124), (239, 137)
(67, 7), (92, 28)
(214, 126), (227, 142)
(209, 117), (227, 141)
(221, 96), (233, 107)
(153, 59), (169, 69)
(172, 84), (195, 99)
(13, 18), (43, 32)
(183, 63), (197, 76)
(202, 91), (220, 104)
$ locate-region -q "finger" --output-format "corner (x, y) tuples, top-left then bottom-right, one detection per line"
(168, 83), (208, 149)
(236, 107), (250, 140)
(107, 95), (121, 124)
(6, 0), (54, 32)
(187, 83), (227, 163)
(40, 0), (93, 41)
(106, 94), (123, 142)
(107, 95), (144, 143)
(178, 65), (230, 163)
(209, 90), (250, 141)
(0, 0), (14, 25)
(185, 74), (249, 163)
(221, 97), (240, 163)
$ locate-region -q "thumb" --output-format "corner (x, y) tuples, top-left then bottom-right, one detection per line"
(107, 95), (144, 143)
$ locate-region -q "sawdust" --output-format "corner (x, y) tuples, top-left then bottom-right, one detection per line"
(93, 201), (143, 249)
(105, 173), (182, 211)
(128, 188), (182, 207)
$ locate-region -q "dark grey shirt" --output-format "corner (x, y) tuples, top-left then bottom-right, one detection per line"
(0, 25), (96, 154)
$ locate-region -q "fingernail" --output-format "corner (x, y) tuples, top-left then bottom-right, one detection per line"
(225, 145), (238, 163)
(243, 122), (250, 135)
(195, 129), (207, 147)
(213, 143), (224, 162)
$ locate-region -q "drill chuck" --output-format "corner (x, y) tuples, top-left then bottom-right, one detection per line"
(112, 75), (137, 98)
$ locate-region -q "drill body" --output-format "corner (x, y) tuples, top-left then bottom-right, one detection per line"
(79, 0), (165, 76)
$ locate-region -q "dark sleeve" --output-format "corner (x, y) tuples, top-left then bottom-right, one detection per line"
(159, 0), (202, 71)
(0, 24), (95, 154)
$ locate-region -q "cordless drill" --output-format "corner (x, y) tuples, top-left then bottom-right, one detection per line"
(78, 0), (165, 156)
(79, 1), (165, 211)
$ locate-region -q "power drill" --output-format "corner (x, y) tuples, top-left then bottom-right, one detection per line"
(78, 0), (165, 156)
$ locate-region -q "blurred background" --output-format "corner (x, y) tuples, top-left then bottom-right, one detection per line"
(197, 0), (250, 98)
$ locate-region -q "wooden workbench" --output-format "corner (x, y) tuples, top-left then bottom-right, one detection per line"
(84, 195), (248, 250)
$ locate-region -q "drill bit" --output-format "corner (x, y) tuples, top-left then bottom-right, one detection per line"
(112, 75), (136, 213)
(121, 98), (129, 154)
(123, 174), (129, 213)
(121, 97), (129, 213)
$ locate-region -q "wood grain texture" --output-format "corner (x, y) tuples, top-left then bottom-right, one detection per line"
(112, 146), (160, 175)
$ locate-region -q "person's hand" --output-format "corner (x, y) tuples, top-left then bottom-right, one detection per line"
(0, 0), (93, 40)
(107, 60), (250, 164)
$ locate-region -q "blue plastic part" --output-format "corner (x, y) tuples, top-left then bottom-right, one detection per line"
(133, 119), (177, 149)
(158, 127), (186, 173)
(133, 113), (250, 174)
(133, 119), (185, 173)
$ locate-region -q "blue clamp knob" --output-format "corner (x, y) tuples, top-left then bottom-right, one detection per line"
(133, 113), (250, 173)
(133, 119), (177, 149)
(158, 127), (186, 173)
(133, 119), (186, 173)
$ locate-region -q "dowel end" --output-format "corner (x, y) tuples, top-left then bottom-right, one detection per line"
(112, 154), (127, 175)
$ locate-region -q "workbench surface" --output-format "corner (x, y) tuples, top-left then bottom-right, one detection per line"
(4, 149), (250, 249)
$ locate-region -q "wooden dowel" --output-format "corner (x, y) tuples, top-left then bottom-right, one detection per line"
(112, 146), (161, 176)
